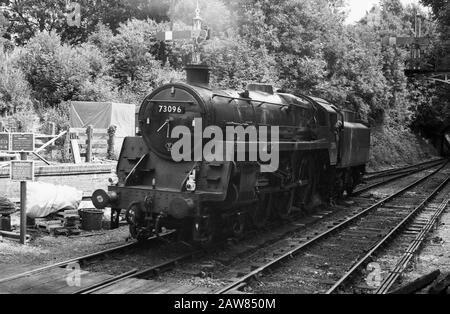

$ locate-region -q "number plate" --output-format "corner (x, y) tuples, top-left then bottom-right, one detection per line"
(158, 105), (185, 114)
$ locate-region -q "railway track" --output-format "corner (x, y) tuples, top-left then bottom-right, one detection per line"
(364, 158), (445, 179)
(213, 162), (449, 294)
(2, 160), (445, 294)
(355, 158), (445, 195)
(0, 231), (175, 294)
(67, 160), (448, 294)
(76, 161), (448, 294)
(73, 208), (342, 294)
(326, 175), (450, 294)
(347, 188), (450, 294)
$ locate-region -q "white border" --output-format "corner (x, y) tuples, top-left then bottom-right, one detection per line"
(10, 160), (35, 182)
(10, 133), (35, 153)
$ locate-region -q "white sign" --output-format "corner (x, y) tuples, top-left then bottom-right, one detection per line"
(10, 161), (35, 182)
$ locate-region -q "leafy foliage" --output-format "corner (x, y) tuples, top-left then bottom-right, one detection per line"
(0, 49), (32, 115)
(202, 37), (278, 89)
(17, 31), (115, 107)
(88, 19), (184, 103)
(1, 0), (173, 44)
(0, 0), (446, 155)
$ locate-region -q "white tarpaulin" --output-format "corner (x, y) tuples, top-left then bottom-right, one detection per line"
(69, 101), (136, 155)
(69, 102), (136, 138)
(26, 182), (83, 219)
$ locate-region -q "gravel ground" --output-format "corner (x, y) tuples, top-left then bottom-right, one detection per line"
(369, 164), (450, 292)
(399, 207), (450, 290)
(0, 225), (131, 267)
(246, 165), (449, 294)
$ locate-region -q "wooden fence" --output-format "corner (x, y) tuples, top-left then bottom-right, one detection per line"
(0, 122), (60, 166)
(0, 121), (117, 164)
(64, 125), (117, 163)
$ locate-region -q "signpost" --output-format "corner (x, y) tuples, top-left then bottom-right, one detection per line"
(0, 132), (35, 244)
(12, 133), (35, 244)
(0, 133), (9, 151)
(155, 3), (210, 66)
(11, 133), (35, 153)
(382, 12), (450, 84)
(10, 161), (34, 182)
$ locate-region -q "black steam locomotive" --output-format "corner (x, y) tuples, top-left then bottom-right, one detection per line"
(93, 65), (370, 244)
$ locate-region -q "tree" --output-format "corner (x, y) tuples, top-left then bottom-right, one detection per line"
(227, 0), (347, 93)
(88, 19), (184, 103)
(408, 0), (450, 137)
(202, 37), (278, 89)
(17, 31), (116, 106)
(1, 0), (173, 44)
(0, 49), (33, 115)
(91, 19), (167, 88)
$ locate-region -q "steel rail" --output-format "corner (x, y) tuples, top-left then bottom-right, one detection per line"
(75, 206), (329, 294)
(365, 159), (444, 179)
(354, 159), (446, 195)
(365, 159), (445, 181)
(215, 162), (447, 294)
(77, 208), (328, 294)
(353, 160), (445, 195)
(72, 269), (139, 294)
(0, 231), (174, 284)
(76, 251), (201, 294)
(375, 196), (450, 294)
(326, 175), (450, 294)
(0, 242), (138, 284)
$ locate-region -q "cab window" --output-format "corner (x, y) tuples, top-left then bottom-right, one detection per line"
(316, 108), (328, 127)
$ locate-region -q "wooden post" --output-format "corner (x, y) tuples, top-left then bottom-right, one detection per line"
(0, 121), (3, 132)
(49, 122), (56, 136)
(20, 152), (27, 245)
(63, 127), (72, 163)
(107, 125), (117, 160)
(86, 125), (93, 163)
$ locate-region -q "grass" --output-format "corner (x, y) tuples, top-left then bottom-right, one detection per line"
(368, 125), (438, 171)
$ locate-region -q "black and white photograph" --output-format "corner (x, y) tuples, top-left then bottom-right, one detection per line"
(0, 0), (449, 301)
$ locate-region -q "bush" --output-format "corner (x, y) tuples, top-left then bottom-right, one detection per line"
(91, 19), (167, 88)
(0, 49), (33, 115)
(368, 125), (437, 170)
(2, 110), (40, 133)
(35, 102), (70, 134)
(17, 31), (116, 107)
(88, 19), (185, 104)
(203, 37), (278, 89)
(117, 65), (185, 104)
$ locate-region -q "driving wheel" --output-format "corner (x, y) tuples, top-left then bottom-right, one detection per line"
(295, 156), (317, 210)
(250, 193), (273, 229)
(273, 189), (295, 220)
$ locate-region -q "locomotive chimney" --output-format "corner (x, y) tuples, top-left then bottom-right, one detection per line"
(185, 64), (211, 88)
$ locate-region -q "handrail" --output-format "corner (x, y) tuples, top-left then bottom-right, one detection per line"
(212, 93), (285, 108)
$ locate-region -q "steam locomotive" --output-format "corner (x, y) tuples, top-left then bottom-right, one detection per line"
(93, 65), (370, 244)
